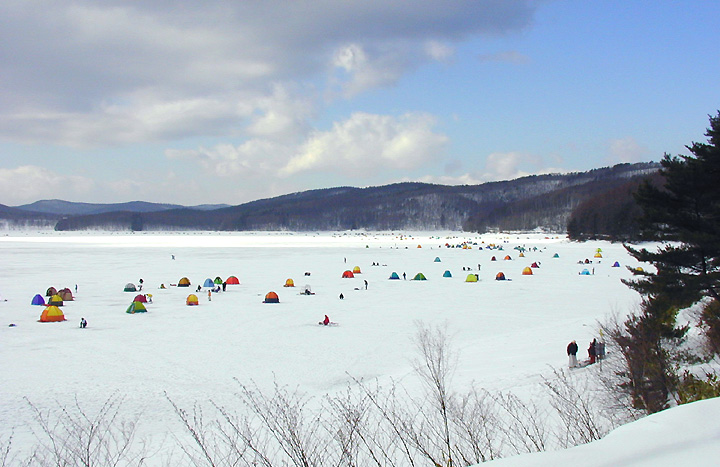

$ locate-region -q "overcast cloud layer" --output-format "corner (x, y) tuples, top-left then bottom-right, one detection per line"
(0, 1), (717, 205)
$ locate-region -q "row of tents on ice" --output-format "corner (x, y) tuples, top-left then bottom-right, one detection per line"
(123, 276), (241, 292)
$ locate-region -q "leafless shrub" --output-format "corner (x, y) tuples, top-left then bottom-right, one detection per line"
(25, 394), (147, 466)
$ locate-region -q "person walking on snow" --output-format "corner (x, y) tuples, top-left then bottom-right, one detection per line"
(567, 340), (578, 368)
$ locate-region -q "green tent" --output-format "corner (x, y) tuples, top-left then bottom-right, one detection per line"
(412, 272), (427, 281)
(126, 301), (147, 314)
(465, 274), (478, 282)
(214, 276), (223, 284)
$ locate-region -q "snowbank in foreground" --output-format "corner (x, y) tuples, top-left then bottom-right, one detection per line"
(485, 397), (720, 466)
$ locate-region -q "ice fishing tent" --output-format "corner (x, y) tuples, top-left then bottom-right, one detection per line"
(443, 270), (452, 278)
(495, 272), (506, 281)
(417, 245), (422, 248)
(388, 272), (400, 280)
(203, 278), (214, 288)
(580, 269), (591, 275)
(58, 289), (74, 301)
(48, 294), (63, 306)
(504, 255), (512, 261)
(434, 257), (441, 262)
(263, 291), (279, 303)
(522, 267), (533, 275)
(353, 266), (362, 274)
(491, 256), (497, 261)
(186, 294), (199, 306)
(214, 277), (223, 284)
(39, 305), (65, 322)
(124, 283), (137, 292)
(178, 277), (191, 287)
(519, 252), (525, 258)
(594, 253), (603, 258)
(531, 262), (540, 268)
(465, 274), (478, 282)
(301, 285), (313, 295)
(553, 253), (560, 258)
(46, 287), (57, 297)
(226, 276), (240, 285)
(412, 272), (427, 281)
(342, 270), (355, 278)
(31, 294), (45, 306)
(133, 294), (147, 303)
(126, 301), (147, 314)
(612, 261), (621, 267)
(284, 278), (295, 287)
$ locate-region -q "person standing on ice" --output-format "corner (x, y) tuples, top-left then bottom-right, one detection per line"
(567, 340), (578, 368)
(588, 339), (597, 364)
(320, 315), (330, 325)
(364, 280), (368, 290)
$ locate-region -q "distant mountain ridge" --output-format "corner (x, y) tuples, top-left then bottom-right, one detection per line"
(16, 199), (229, 216)
(0, 162), (661, 237)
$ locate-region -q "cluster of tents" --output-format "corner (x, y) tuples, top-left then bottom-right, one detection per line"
(35, 286), (75, 322)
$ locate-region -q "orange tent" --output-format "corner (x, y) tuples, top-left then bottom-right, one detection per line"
(352, 266), (362, 274)
(39, 305), (66, 322)
(495, 272), (506, 281)
(504, 255), (512, 260)
(342, 270), (355, 278)
(178, 277), (191, 287)
(284, 278), (295, 287)
(522, 267), (533, 275)
(263, 291), (279, 303)
(186, 294), (199, 306)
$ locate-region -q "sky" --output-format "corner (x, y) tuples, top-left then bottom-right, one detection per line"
(1, 0), (719, 206)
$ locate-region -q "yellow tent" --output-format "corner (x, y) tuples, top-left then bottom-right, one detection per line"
(522, 267), (533, 275)
(186, 294), (199, 306)
(284, 278), (295, 287)
(39, 305), (66, 322)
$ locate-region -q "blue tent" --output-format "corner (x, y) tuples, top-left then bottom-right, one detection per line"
(580, 269), (591, 275)
(31, 294), (45, 306)
(203, 278), (214, 288)
(434, 257), (441, 262)
(388, 272), (400, 280)
(443, 270), (452, 278)
(612, 261), (621, 267)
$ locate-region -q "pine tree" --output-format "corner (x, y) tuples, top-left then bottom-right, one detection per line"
(625, 112), (720, 305)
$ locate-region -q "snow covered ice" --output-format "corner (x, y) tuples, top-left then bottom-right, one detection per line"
(1, 230), (717, 465)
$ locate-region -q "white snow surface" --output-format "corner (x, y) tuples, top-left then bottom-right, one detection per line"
(0, 230), (716, 464)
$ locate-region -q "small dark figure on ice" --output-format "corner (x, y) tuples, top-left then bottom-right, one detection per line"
(80, 318), (87, 328)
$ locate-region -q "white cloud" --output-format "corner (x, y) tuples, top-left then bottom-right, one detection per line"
(0, 1), (535, 146)
(0, 166), (94, 205)
(607, 136), (650, 163)
(281, 112), (447, 177)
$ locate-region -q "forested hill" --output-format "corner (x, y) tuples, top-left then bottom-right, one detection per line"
(42, 162), (659, 237)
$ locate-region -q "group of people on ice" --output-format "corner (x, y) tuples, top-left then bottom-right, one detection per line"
(566, 338), (605, 368)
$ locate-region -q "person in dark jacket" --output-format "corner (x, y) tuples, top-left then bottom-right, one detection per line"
(588, 339), (597, 364)
(567, 340), (578, 368)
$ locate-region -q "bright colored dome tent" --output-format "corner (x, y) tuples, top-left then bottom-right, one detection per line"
(186, 294), (199, 306)
(553, 253), (560, 258)
(434, 257), (441, 262)
(612, 261), (621, 267)
(353, 266), (362, 274)
(531, 262), (540, 268)
(263, 291), (279, 303)
(594, 252), (603, 258)
(284, 278), (295, 287)
(495, 272), (506, 281)
(39, 305), (65, 322)
(48, 294), (63, 306)
(522, 267), (533, 275)
(388, 272), (400, 280)
(491, 256), (497, 261)
(504, 255), (512, 260)
(46, 287), (57, 297)
(465, 274), (478, 282)
(518, 252), (525, 258)
(580, 269), (591, 275)
(124, 283), (137, 292)
(203, 278), (214, 288)
(342, 270), (355, 278)
(226, 276), (240, 285)
(214, 277), (223, 284)
(31, 294), (46, 306)
(178, 277), (191, 287)
(133, 294), (147, 303)
(443, 270), (452, 278)
(126, 301), (147, 313)
(412, 272), (427, 281)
